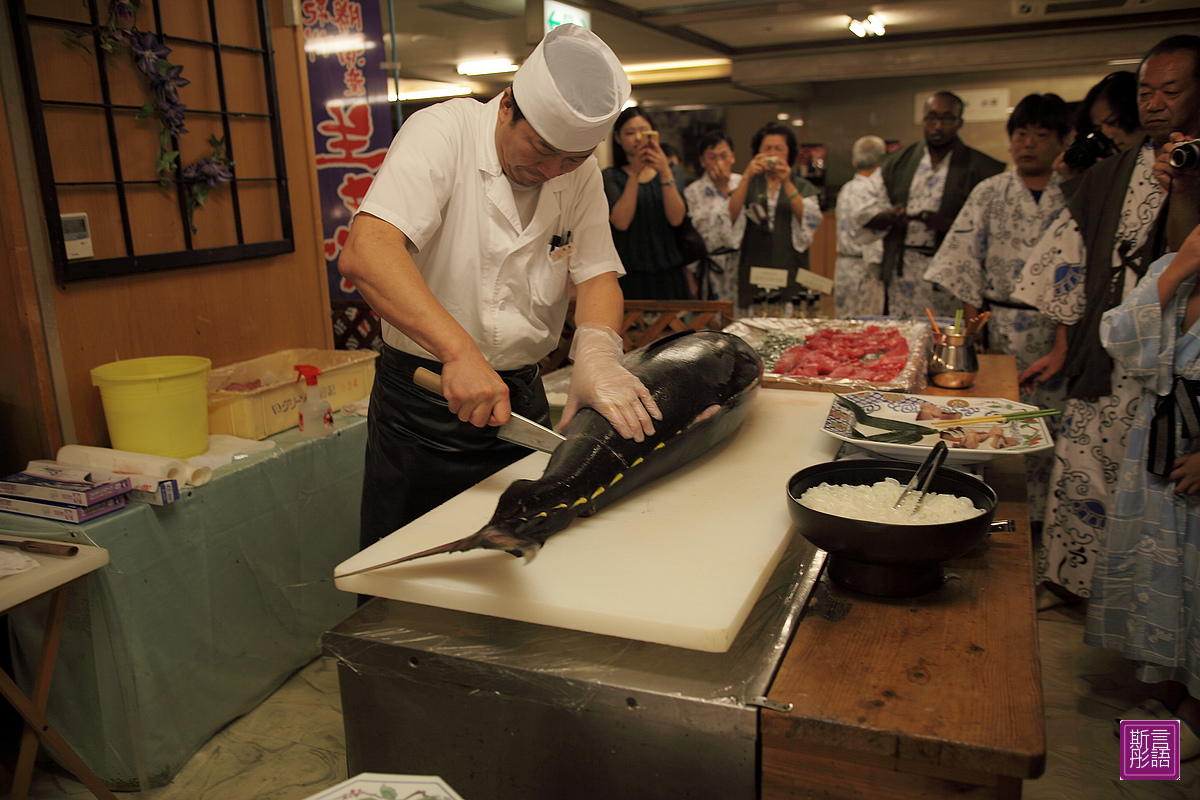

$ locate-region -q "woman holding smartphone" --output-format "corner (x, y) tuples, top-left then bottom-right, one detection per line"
(727, 122), (823, 314)
(603, 107), (693, 300)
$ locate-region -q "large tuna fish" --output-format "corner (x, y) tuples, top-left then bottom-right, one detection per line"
(348, 330), (762, 572)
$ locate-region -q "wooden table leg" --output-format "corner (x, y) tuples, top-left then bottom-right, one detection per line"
(10, 585), (69, 799)
(0, 587), (116, 800)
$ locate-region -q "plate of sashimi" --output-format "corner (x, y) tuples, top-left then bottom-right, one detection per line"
(822, 391), (1056, 465)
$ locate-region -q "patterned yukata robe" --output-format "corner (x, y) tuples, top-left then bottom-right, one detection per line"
(684, 171), (742, 304)
(1012, 142), (1162, 597)
(1087, 251), (1200, 697)
(924, 169), (1068, 524)
(889, 151), (959, 320)
(834, 170), (889, 318)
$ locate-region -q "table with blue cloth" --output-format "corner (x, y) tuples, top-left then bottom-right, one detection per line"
(1, 414), (367, 790)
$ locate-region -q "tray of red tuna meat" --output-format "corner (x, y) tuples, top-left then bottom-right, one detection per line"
(723, 317), (931, 393)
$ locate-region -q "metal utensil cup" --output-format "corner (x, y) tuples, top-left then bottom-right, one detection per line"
(928, 330), (978, 388)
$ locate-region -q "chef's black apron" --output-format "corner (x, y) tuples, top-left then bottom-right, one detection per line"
(359, 344), (551, 551)
(736, 184), (809, 308)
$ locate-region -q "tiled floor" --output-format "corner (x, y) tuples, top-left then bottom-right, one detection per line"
(6, 602), (1199, 799)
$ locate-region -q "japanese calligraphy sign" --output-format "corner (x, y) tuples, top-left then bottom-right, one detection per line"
(301, 0), (392, 301)
(1119, 719), (1180, 781)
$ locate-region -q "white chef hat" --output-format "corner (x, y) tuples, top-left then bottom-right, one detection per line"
(511, 24), (630, 153)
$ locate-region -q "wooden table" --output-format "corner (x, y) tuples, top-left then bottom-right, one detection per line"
(0, 543), (114, 800)
(760, 355), (1045, 799)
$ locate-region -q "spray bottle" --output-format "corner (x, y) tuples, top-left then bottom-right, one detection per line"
(294, 365), (333, 437)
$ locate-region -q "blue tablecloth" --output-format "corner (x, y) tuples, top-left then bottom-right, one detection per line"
(2, 414), (367, 790)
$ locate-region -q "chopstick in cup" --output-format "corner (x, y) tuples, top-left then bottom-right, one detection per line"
(967, 310), (991, 336)
(930, 408), (1061, 427)
(925, 307), (942, 335)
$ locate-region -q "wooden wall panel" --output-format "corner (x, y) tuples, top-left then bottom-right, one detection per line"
(17, 0), (331, 450)
(0, 67), (59, 474)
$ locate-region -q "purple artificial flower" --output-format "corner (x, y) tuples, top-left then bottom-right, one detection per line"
(157, 97), (187, 136)
(195, 157), (234, 186)
(129, 31), (171, 77)
(112, 0), (137, 20)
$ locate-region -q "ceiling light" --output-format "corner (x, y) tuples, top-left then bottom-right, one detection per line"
(848, 14), (885, 38)
(305, 34), (374, 55)
(791, 119), (804, 127)
(390, 86), (473, 102)
(777, 112), (790, 121)
(623, 58), (731, 74)
(457, 59), (518, 76)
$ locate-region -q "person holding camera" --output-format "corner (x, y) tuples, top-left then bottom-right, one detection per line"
(726, 121), (823, 313)
(603, 107), (692, 300)
(1055, 71), (1144, 180)
(684, 132), (742, 304)
(1087, 136), (1200, 759)
(869, 91), (1006, 320)
(1014, 34), (1200, 601)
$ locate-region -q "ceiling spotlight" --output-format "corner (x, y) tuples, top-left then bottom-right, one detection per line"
(777, 112), (790, 121)
(457, 59), (518, 76)
(848, 14), (885, 38)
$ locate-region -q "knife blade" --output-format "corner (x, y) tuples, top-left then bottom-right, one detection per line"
(413, 367), (565, 454)
(0, 538), (80, 557)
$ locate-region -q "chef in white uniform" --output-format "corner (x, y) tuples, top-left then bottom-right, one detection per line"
(340, 24), (661, 549)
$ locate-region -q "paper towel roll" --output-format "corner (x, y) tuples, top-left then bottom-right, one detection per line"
(185, 465), (212, 486)
(57, 445), (188, 484)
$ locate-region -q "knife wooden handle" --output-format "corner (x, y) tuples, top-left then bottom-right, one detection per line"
(414, 367), (443, 394)
(1, 539), (80, 557)
(27, 541), (79, 556)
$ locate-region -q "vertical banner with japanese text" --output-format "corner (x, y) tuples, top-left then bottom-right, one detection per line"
(301, 0), (392, 345)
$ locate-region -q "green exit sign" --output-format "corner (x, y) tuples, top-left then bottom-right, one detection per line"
(544, 0), (590, 33)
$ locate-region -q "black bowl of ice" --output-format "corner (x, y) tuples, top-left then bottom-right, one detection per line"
(786, 460), (998, 597)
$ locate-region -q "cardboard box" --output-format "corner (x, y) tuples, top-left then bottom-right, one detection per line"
(0, 494), (126, 523)
(126, 479), (181, 506)
(1, 468), (131, 507)
(207, 348), (378, 440)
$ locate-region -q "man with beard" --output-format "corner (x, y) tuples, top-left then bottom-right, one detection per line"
(870, 91), (1005, 319)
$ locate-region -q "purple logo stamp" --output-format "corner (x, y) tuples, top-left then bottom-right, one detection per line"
(1120, 719), (1180, 781)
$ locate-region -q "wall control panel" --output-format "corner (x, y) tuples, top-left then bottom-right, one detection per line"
(61, 212), (93, 260)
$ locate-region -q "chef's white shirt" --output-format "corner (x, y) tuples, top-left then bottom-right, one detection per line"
(357, 94), (624, 370)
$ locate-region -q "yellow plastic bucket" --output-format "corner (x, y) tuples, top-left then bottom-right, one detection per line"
(90, 356), (212, 459)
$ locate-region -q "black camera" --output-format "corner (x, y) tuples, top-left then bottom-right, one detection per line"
(1169, 140), (1200, 170)
(1062, 130), (1116, 171)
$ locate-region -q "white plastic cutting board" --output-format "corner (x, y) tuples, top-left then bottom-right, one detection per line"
(335, 389), (839, 652)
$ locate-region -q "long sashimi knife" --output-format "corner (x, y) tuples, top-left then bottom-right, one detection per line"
(413, 367), (565, 454)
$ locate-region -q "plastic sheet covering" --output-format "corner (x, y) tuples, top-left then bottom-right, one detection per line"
(324, 525), (824, 714)
(724, 316), (932, 393)
(3, 415), (367, 790)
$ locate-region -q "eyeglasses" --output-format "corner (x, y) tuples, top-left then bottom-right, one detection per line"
(923, 114), (961, 124)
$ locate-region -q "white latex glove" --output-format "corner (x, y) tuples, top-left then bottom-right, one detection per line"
(561, 323), (662, 441)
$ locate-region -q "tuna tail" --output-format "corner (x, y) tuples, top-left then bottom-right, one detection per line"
(337, 527), (541, 579)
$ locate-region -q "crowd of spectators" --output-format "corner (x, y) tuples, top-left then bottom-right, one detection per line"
(603, 33), (1200, 760)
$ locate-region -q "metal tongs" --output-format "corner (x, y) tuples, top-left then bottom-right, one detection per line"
(893, 440), (949, 512)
